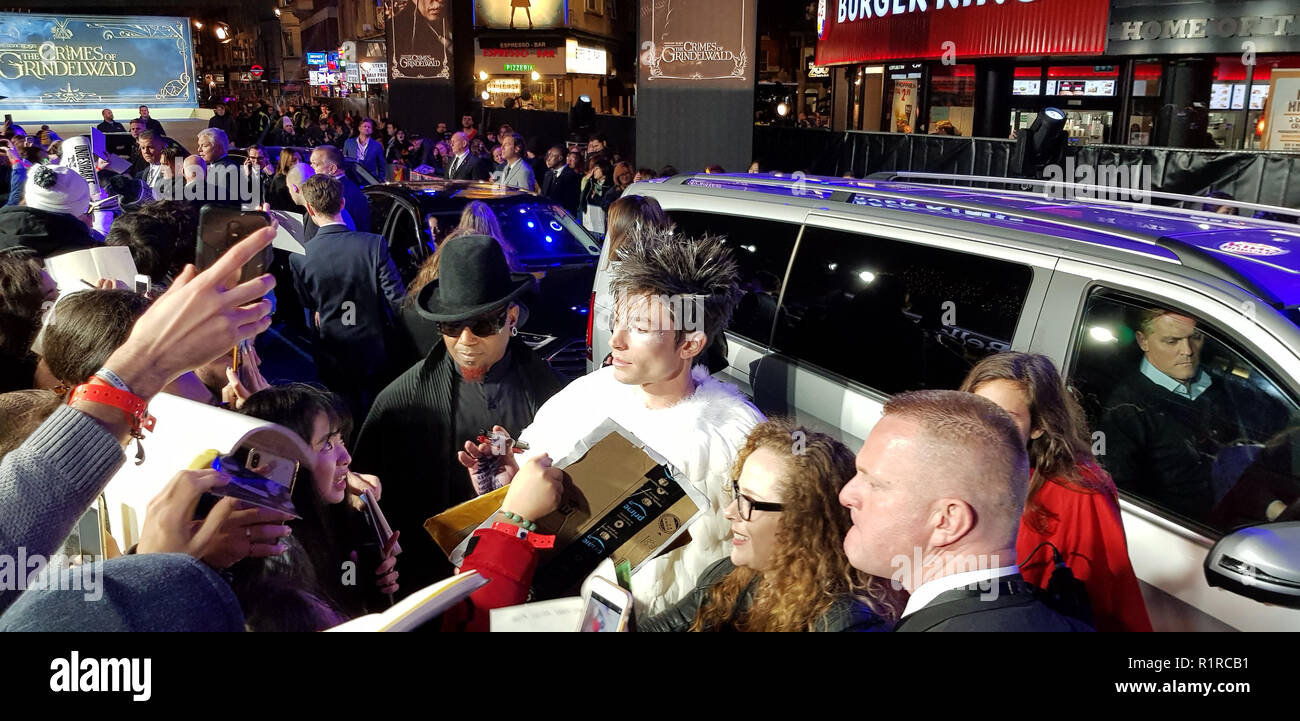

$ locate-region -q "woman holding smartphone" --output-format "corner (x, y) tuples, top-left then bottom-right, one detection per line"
(640, 419), (898, 632)
(237, 383), (399, 626)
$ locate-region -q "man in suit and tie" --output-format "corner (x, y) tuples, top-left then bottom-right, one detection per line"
(290, 173), (407, 420)
(310, 144), (371, 234)
(343, 117), (387, 181)
(539, 145), (580, 215)
(839, 390), (1092, 632)
(133, 131), (167, 190)
(492, 132), (536, 192)
(444, 131), (489, 181)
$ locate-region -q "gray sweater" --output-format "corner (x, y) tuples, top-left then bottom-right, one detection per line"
(0, 405), (125, 613)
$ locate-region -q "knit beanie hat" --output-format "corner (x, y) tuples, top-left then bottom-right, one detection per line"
(24, 164), (90, 217)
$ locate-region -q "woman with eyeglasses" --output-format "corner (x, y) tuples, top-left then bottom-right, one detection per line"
(640, 418), (898, 632)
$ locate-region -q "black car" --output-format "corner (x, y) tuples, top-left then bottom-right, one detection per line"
(363, 179), (603, 379)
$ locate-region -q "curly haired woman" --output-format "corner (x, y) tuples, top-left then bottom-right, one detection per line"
(641, 418), (898, 632)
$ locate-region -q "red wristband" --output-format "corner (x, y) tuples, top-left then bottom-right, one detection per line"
(69, 381), (156, 436)
(492, 522), (555, 549)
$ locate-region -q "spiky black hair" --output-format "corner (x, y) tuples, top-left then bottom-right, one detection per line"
(610, 227), (741, 362)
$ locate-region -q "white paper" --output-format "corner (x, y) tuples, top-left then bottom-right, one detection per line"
(44, 246), (137, 298)
(330, 570), (490, 632)
(490, 597), (585, 632)
(268, 209), (306, 254)
(100, 392), (314, 551)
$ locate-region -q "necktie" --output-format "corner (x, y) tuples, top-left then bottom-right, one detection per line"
(450, 156), (460, 177)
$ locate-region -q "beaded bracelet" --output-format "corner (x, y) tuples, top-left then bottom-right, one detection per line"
(501, 511), (537, 532)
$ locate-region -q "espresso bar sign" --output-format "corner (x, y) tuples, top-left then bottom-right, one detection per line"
(1108, 0), (1298, 55)
(639, 0), (755, 86)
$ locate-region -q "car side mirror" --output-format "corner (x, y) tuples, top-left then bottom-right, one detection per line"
(1204, 521), (1300, 609)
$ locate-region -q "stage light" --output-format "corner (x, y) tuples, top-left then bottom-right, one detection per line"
(194, 20), (203, 29)
(531, 70), (541, 81)
(777, 102), (788, 117)
(274, 8), (281, 17)
(479, 71), (489, 81)
(481, 90), (490, 100)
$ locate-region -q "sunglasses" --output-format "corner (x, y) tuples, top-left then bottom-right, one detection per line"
(438, 309), (509, 338)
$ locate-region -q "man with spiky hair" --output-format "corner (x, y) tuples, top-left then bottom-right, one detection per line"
(459, 228), (765, 615)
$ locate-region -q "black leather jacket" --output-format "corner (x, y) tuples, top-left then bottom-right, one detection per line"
(639, 558), (891, 632)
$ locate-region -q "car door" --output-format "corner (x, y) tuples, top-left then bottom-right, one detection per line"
(763, 212), (1055, 450)
(1036, 260), (1300, 631)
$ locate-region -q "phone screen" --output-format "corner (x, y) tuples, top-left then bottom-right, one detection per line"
(579, 591), (626, 632)
(196, 206), (273, 284)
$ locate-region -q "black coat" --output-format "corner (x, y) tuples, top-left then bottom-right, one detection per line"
(351, 339), (566, 595)
(640, 558), (890, 632)
(337, 174), (372, 234)
(540, 165), (581, 216)
(207, 113), (238, 138)
(892, 574), (1094, 632)
(0, 205), (101, 258)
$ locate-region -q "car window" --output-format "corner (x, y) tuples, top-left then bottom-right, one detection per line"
(493, 202), (599, 265)
(385, 203), (427, 283)
(667, 210), (799, 345)
(1072, 290), (1300, 534)
(366, 191), (395, 237)
(773, 225), (1032, 395)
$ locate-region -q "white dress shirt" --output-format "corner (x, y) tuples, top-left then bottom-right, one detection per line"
(901, 564), (1021, 618)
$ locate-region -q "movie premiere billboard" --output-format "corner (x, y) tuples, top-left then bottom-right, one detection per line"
(0, 13), (197, 111)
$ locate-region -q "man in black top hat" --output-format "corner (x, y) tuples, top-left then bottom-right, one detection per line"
(350, 235), (566, 596)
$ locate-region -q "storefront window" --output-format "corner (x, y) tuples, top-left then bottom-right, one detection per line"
(1245, 55), (1300, 150)
(928, 64), (975, 136)
(1128, 61), (1163, 145)
(1209, 55), (1251, 149)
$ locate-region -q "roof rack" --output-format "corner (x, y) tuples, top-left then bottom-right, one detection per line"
(664, 172), (1284, 306)
(867, 171), (1300, 224)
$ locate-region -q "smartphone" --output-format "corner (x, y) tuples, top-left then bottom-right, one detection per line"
(134, 273), (150, 296)
(196, 206), (273, 284)
(576, 576), (632, 632)
(193, 447), (300, 520)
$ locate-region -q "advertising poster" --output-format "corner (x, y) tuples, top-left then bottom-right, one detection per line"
(891, 79), (917, 133)
(474, 0), (566, 29)
(386, 0), (452, 81)
(639, 0), (755, 87)
(1262, 69), (1300, 152)
(0, 12), (197, 111)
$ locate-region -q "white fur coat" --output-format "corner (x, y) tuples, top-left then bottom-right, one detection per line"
(519, 365), (764, 615)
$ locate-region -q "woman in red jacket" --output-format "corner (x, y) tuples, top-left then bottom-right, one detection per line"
(960, 352), (1153, 632)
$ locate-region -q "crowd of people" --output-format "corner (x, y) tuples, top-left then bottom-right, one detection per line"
(0, 99), (1167, 633)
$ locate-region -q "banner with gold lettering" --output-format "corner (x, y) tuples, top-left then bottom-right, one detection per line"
(0, 13), (197, 111)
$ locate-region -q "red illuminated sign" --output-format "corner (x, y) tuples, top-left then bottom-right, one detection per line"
(815, 0), (1110, 65)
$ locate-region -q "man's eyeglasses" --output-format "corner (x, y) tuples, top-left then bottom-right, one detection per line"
(726, 479), (785, 521)
(438, 309), (509, 338)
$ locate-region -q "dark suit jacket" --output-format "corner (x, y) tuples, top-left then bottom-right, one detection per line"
(301, 208), (355, 244)
(893, 574), (1094, 632)
(445, 152), (490, 182)
(335, 174), (372, 234)
(136, 117), (165, 137)
(343, 136), (386, 181)
(540, 164), (581, 215)
(289, 224), (406, 379)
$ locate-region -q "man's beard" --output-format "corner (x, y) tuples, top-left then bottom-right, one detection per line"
(457, 362), (489, 383)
